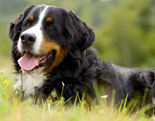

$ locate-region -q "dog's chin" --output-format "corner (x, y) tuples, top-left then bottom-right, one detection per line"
(18, 50), (56, 72)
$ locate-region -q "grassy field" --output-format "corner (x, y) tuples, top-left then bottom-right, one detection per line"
(0, 60), (154, 121)
(1, 0), (155, 120)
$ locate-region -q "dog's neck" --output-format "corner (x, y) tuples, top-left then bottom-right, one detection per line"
(14, 68), (47, 99)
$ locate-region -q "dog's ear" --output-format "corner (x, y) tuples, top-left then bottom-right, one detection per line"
(64, 11), (95, 58)
(9, 5), (35, 41)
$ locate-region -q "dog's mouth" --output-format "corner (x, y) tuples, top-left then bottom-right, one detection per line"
(18, 51), (56, 71)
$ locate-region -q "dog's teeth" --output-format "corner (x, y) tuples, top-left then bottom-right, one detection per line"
(40, 56), (46, 60)
(40, 57), (44, 60)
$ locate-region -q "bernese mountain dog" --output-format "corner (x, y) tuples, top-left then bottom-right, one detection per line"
(9, 4), (155, 104)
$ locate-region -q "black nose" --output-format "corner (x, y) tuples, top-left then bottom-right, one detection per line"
(21, 33), (36, 46)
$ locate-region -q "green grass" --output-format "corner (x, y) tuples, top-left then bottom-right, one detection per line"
(0, 68), (154, 121)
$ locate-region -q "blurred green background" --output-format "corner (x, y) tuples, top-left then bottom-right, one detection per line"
(0, 0), (155, 68)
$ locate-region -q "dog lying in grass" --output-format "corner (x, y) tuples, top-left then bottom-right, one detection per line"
(9, 4), (155, 105)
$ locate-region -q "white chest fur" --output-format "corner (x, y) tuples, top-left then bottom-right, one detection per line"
(13, 69), (47, 98)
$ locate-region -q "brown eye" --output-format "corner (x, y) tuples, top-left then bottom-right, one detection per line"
(25, 21), (32, 27)
(46, 22), (54, 30)
(50, 25), (54, 30)
(25, 23), (31, 27)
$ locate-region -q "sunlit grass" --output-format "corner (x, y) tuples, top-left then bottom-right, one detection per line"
(0, 69), (154, 121)
(0, 56), (13, 69)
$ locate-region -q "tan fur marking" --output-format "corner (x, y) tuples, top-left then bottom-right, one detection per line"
(39, 36), (68, 73)
(28, 15), (34, 21)
(46, 17), (53, 22)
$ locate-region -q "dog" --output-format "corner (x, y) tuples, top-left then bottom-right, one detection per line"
(9, 4), (155, 105)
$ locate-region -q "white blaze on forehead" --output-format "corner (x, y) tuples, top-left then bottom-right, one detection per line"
(17, 5), (49, 54)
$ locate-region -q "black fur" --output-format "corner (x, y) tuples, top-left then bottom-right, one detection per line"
(9, 5), (155, 105)
(9, 5), (35, 72)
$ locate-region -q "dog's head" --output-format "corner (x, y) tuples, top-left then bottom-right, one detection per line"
(9, 5), (95, 72)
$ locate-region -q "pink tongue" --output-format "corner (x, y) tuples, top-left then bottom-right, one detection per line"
(18, 53), (40, 71)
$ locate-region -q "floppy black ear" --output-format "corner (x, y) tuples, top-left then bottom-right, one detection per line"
(9, 5), (35, 41)
(64, 11), (95, 58)
(9, 5), (35, 72)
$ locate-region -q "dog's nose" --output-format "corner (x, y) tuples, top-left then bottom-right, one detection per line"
(21, 33), (36, 46)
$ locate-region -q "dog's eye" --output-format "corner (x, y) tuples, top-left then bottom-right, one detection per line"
(46, 22), (54, 30)
(49, 25), (54, 30)
(25, 21), (32, 27)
